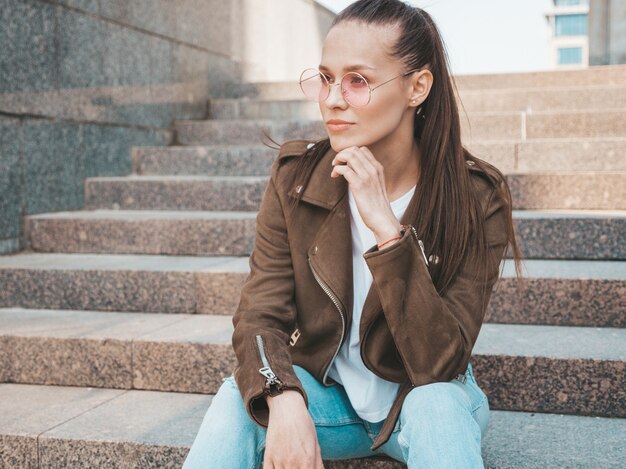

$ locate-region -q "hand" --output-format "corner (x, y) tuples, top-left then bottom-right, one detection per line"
(331, 146), (402, 246)
(263, 390), (324, 469)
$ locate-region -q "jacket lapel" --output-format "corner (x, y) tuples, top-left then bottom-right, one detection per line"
(285, 144), (422, 343)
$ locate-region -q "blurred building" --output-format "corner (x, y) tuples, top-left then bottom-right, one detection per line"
(588, 0), (626, 65)
(545, 0), (626, 68)
(545, 0), (590, 68)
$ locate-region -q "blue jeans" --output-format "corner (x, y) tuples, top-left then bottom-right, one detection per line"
(182, 362), (489, 468)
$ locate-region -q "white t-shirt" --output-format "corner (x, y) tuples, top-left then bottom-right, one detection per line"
(327, 183), (417, 422)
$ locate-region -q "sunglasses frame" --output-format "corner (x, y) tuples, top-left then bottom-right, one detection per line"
(299, 67), (422, 108)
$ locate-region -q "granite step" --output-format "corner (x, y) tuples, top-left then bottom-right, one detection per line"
(0, 308), (624, 418)
(246, 65), (626, 100)
(0, 254), (624, 327)
(23, 208), (626, 260)
(174, 111), (626, 145)
(208, 86), (626, 119)
(83, 173), (626, 211)
(2, 382), (624, 468)
(131, 138), (626, 176)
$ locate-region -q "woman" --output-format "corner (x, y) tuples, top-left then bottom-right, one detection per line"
(183, 0), (523, 467)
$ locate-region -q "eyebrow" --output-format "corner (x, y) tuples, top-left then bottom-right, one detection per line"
(318, 64), (376, 72)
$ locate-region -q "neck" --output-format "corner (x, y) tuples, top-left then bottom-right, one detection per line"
(367, 132), (420, 200)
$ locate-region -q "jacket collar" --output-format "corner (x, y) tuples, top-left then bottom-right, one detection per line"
(286, 146), (346, 210)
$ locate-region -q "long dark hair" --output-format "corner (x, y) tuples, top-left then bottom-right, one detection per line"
(264, 0), (524, 299)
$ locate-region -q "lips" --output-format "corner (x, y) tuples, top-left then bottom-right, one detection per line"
(326, 119), (354, 125)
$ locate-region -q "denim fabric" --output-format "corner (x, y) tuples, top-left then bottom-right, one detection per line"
(182, 362), (489, 468)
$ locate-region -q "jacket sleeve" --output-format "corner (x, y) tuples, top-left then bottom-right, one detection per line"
(362, 180), (510, 386)
(231, 154), (308, 429)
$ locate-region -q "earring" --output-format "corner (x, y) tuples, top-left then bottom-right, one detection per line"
(411, 99), (425, 119)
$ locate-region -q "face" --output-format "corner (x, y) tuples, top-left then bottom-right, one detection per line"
(317, 20), (422, 152)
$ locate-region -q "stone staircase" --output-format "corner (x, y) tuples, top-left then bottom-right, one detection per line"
(1, 65), (625, 468)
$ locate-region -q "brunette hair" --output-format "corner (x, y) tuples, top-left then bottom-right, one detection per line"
(263, 0), (524, 299)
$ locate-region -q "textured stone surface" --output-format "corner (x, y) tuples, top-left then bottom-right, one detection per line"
(0, 253), (202, 313)
(489, 274), (625, 328)
(1, 254), (623, 325)
(25, 210), (258, 255)
(135, 137), (626, 176)
(84, 173), (626, 211)
(175, 118), (327, 145)
(526, 110), (626, 139)
(516, 137), (626, 172)
(0, 382), (124, 468)
(84, 176), (268, 211)
(507, 172), (626, 209)
(82, 124), (170, 178)
(0, 0), (56, 93)
(480, 410), (626, 469)
(457, 85), (626, 113)
(23, 120), (85, 214)
(132, 144), (277, 176)
(510, 210), (626, 259)
(24, 207), (626, 259)
(133, 315), (235, 393)
(1, 308), (624, 417)
(0, 118), (22, 241)
(1, 384), (626, 468)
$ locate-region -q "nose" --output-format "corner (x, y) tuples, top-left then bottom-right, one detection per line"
(323, 82), (349, 109)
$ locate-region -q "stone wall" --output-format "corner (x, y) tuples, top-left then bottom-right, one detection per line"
(0, 0), (335, 254)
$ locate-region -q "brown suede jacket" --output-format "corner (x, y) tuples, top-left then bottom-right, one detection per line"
(231, 138), (509, 451)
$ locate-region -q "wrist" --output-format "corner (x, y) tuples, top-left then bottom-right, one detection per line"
(374, 221), (403, 247)
(266, 389), (304, 409)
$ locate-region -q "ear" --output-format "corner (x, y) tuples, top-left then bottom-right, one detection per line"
(408, 69), (433, 108)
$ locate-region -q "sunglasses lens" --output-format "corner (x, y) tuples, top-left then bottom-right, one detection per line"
(341, 72), (370, 107)
(299, 68), (328, 102)
(299, 69), (370, 106)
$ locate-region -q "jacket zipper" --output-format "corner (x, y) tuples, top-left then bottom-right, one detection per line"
(255, 334), (284, 394)
(406, 224), (429, 267)
(307, 256), (345, 385)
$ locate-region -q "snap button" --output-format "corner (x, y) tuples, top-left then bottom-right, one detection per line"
(307, 143), (315, 149)
(466, 160), (475, 166)
(295, 185), (303, 193)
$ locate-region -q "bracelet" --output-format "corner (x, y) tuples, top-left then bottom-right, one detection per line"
(378, 236), (401, 249)
(377, 224), (407, 249)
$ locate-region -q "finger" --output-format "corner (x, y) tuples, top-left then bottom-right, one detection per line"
(334, 148), (384, 196)
(331, 164), (359, 187)
(335, 154), (368, 181)
(355, 146), (386, 191)
(332, 148), (365, 178)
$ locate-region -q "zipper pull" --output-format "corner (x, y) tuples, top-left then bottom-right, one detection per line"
(289, 328), (301, 346)
(417, 239), (430, 266)
(259, 366), (281, 385)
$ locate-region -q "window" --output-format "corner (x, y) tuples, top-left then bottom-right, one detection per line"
(558, 47), (583, 64)
(555, 14), (588, 36)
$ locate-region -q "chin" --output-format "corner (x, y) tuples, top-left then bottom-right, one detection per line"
(328, 135), (360, 152)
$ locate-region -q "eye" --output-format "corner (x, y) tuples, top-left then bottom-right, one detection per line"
(349, 75), (368, 87)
